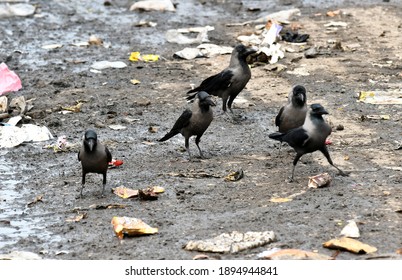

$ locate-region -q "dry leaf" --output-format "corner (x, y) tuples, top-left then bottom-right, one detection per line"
(112, 186), (139, 199)
(66, 213), (87, 222)
(323, 237), (377, 254)
(308, 173), (332, 188)
(62, 102), (83, 113)
(262, 249), (332, 260)
(88, 35), (103, 46)
(270, 197), (292, 203)
(111, 216), (158, 239)
(138, 187), (159, 200)
(27, 195), (43, 207)
(108, 124), (127, 130)
(193, 254), (212, 260)
(148, 126), (158, 133)
(224, 169), (244, 181)
(89, 203), (127, 209)
(326, 10), (341, 17)
(150, 186), (165, 193)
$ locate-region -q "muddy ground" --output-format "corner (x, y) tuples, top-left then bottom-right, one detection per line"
(0, 0), (401, 260)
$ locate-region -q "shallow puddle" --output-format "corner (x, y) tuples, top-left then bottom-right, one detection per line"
(0, 151), (61, 250)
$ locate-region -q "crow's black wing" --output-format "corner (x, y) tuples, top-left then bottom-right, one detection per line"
(283, 127), (309, 148)
(105, 146), (112, 163)
(159, 109), (192, 142)
(275, 106), (285, 127)
(187, 70), (233, 95)
(171, 109), (192, 130)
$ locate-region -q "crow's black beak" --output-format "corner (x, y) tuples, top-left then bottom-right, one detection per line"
(298, 93), (305, 103)
(319, 108), (329, 115)
(245, 46), (259, 56)
(207, 98), (216, 107)
(87, 138), (96, 152)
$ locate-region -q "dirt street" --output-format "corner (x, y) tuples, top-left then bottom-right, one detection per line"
(0, 0), (401, 260)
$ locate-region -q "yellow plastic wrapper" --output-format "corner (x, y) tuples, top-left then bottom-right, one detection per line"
(129, 52), (159, 62)
(111, 216), (158, 239)
(129, 52), (141, 61)
(141, 54), (159, 62)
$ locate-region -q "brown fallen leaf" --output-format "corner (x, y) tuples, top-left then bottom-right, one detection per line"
(167, 171), (221, 179)
(112, 186), (139, 199)
(66, 212), (87, 222)
(323, 237), (377, 254)
(150, 186), (165, 193)
(148, 126), (158, 133)
(262, 249), (333, 260)
(327, 10), (341, 17)
(27, 195), (43, 207)
(270, 197), (293, 203)
(89, 203), (127, 209)
(88, 35), (103, 46)
(396, 248), (402, 255)
(0, 220), (11, 225)
(138, 187), (159, 200)
(192, 254), (220, 260)
(111, 216), (158, 239)
(224, 169), (244, 181)
(308, 173), (332, 188)
(62, 102), (83, 113)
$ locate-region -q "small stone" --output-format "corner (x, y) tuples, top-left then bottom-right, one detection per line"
(304, 47), (318, 58)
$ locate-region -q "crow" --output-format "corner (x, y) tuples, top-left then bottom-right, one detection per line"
(275, 85), (308, 133)
(269, 103), (347, 181)
(78, 130), (112, 197)
(159, 91), (215, 160)
(186, 44), (257, 116)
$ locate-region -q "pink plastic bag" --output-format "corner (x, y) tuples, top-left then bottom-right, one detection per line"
(0, 63), (22, 95)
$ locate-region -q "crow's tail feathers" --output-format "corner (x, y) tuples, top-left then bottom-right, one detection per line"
(186, 92), (197, 102)
(268, 132), (285, 142)
(158, 130), (179, 142)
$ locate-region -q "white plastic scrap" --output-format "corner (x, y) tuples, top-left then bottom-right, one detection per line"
(340, 220), (360, 238)
(0, 124), (53, 148)
(174, 44), (233, 60)
(90, 61), (127, 70)
(184, 230), (276, 253)
(166, 26), (213, 45)
(129, 0), (175, 12)
(0, 3), (36, 18)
